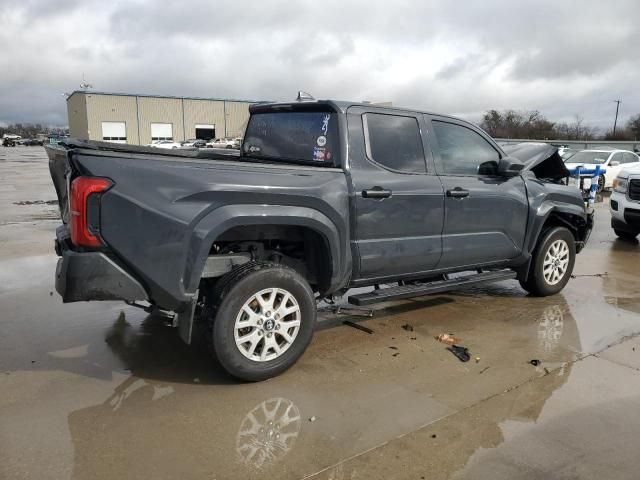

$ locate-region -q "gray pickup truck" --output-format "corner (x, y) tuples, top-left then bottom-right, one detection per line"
(47, 99), (593, 380)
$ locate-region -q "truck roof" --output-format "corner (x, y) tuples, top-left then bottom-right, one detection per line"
(249, 99), (464, 123)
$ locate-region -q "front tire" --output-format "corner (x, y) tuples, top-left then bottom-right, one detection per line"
(206, 262), (316, 381)
(596, 175), (605, 193)
(519, 227), (576, 297)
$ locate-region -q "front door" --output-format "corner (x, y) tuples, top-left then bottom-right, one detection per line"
(347, 107), (444, 281)
(425, 115), (528, 269)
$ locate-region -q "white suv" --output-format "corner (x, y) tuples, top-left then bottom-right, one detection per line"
(610, 162), (640, 240)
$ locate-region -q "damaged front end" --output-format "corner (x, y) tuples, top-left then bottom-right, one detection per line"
(502, 143), (570, 183)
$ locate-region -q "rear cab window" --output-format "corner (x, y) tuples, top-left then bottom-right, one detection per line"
(243, 108), (339, 166)
(363, 113), (426, 173)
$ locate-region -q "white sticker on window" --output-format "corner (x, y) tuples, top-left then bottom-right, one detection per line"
(317, 135), (327, 147)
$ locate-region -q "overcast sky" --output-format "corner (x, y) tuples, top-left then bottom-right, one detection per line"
(1, 0), (639, 130)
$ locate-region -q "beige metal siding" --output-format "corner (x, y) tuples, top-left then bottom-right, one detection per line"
(68, 92), (256, 145)
(85, 94), (139, 144)
(137, 97), (184, 145)
(183, 99), (225, 139)
(67, 94), (88, 139)
(224, 101), (251, 138)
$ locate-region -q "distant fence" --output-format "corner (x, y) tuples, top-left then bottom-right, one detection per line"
(495, 138), (640, 152)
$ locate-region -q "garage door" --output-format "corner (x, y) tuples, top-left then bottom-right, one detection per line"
(101, 122), (127, 143)
(151, 123), (173, 141)
(195, 124), (215, 140)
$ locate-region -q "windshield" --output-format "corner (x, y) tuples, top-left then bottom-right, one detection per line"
(243, 111), (339, 165)
(567, 151), (610, 164)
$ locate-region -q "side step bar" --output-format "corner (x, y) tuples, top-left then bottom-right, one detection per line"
(348, 270), (517, 306)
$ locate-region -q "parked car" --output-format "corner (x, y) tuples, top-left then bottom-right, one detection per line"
(207, 138), (236, 149)
(46, 100), (593, 381)
(21, 139), (44, 146)
(610, 162), (640, 240)
(564, 149), (640, 192)
(148, 140), (182, 149)
(181, 139), (207, 148)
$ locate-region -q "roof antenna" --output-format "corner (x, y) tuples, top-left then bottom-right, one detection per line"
(79, 72), (94, 90)
(296, 91), (315, 102)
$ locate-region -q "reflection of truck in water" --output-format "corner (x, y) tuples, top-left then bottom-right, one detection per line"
(65, 297), (579, 479)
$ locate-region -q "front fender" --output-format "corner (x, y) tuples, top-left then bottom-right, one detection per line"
(183, 204), (350, 294)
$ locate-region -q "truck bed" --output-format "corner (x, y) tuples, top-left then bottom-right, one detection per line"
(47, 139), (351, 312)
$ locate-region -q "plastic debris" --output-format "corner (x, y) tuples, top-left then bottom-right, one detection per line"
(401, 323), (414, 332)
(309, 416), (317, 422)
(529, 359), (541, 367)
(447, 345), (470, 362)
(343, 320), (374, 334)
(475, 357), (480, 363)
(435, 333), (462, 345)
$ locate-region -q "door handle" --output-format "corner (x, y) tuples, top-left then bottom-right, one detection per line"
(446, 187), (469, 199)
(362, 186), (392, 199)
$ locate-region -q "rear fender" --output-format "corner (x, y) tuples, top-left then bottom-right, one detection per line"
(183, 204), (349, 294)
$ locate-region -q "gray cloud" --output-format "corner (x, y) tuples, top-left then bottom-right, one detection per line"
(0, 0), (639, 130)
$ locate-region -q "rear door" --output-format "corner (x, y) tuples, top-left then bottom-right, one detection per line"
(347, 106), (444, 281)
(425, 115), (528, 269)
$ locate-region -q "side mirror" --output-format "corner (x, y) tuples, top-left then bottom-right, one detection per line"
(497, 156), (525, 177)
(609, 160), (620, 167)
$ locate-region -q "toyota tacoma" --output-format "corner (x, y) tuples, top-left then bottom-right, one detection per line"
(47, 99), (593, 381)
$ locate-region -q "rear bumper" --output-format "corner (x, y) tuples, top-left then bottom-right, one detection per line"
(55, 228), (148, 303)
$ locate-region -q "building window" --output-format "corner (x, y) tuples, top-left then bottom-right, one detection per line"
(151, 123), (173, 141)
(101, 122), (127, 144)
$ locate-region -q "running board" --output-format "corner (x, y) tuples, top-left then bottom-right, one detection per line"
(348, 270), (517, 306)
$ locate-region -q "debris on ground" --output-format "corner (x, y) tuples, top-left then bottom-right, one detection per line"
(13, 200), (58, 206)
(309, 416), (317, 422)
(529, 359), (541, 367)
(343, 320), (374, 334)
(475, 357), (480, 363)
(331, 306), (374, 317)
(388, 346), (398, 350)
(571, 272), (608, 278)
(479, 366), (490, 374)
(193, 377), (201, 383)
(435, 333), (462, 345)
(447, 345), (471, 362)
(410, 337), (417, 340)
(392, 353), (399, 357)
(401, 323), (414, 332)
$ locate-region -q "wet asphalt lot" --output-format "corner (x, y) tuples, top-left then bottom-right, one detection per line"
(1, 147), (640, 480)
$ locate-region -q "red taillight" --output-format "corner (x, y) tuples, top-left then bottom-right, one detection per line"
(69, 176), (112, 247)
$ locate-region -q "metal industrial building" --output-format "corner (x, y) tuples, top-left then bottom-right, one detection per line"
(66, 91), (260, 145)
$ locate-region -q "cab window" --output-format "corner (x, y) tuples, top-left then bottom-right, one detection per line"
(432, 121), (500, 175)
(363, 113), (426, 173)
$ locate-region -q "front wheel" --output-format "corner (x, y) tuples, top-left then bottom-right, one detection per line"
(519, 227), (576, 297)
(206, 262), (316, 381)
(596, 175), (606, 193)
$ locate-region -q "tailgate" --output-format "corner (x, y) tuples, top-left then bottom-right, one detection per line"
(46, 145), (72, 223)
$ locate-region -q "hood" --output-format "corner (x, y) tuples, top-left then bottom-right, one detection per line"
(502, 142), (570, 180)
